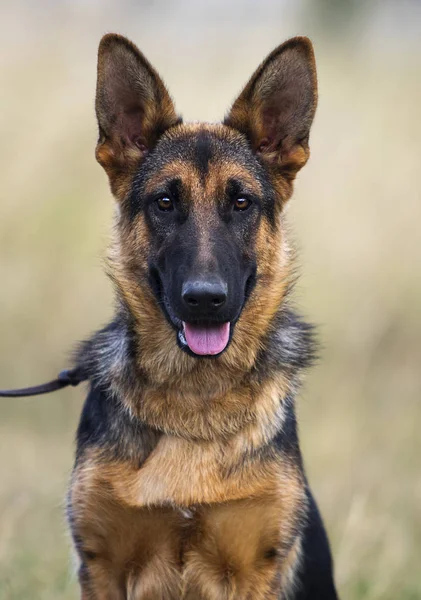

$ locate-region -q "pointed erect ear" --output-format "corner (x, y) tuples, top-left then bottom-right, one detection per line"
(95, 34), (181, 196)
(224, 37), (317, 179)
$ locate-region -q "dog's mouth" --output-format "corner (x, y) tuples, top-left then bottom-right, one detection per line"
(149, 267), (256, 358)
(179, 321), (230, 356)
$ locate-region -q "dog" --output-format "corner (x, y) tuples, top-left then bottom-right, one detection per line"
(67, 33), (339, 599)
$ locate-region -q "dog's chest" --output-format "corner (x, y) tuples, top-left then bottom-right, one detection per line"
(73, 430), (300, 508)
(70, 438), (305, 598)
(71, 486), (300, 599)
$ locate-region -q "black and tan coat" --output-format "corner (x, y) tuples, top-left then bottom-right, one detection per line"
(67, 34), (338, 600)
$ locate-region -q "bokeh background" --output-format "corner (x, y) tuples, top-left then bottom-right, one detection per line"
(1, 1), (420, 598)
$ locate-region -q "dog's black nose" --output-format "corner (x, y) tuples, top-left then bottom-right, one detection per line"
(182, 279), (227, 313)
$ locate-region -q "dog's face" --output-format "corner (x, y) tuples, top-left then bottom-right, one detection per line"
(95, 35), (317, 362)
(131, 125), (273, 357)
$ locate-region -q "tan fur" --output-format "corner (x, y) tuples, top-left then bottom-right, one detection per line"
(106, 125), (292, 406)
(71, 459), (305, 599)
(71, 365), (304, 598)
(225, 37), (317, 180)
(70, 34), (320, 599)
(95, 34), (180, 200)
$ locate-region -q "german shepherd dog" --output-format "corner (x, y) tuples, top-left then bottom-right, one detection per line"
(68, 34), (339, 599)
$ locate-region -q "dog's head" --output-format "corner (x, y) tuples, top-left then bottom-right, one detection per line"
(95, 34), (317, 371)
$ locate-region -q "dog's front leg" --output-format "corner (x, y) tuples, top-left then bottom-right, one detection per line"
(78, 560), (127, 600)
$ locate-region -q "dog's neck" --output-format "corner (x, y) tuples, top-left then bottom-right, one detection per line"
(75, 297), (315, 442)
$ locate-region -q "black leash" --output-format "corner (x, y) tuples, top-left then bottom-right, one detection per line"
(0, 368), (87, 398)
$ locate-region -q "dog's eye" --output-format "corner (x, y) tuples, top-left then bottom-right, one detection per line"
(157, 197), (174, 212)
(234, 197), (251, 211)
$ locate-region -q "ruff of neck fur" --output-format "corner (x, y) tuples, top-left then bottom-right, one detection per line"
(74, 306), (315, 441)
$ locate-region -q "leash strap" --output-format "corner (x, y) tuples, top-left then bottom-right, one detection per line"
(0, 368), (86, 398)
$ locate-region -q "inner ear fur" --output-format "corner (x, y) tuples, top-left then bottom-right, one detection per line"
(224, 37), (317, 179)
(95, 33), (180, 197)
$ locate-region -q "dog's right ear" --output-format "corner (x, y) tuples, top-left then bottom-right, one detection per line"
(95, 34), (180, 198)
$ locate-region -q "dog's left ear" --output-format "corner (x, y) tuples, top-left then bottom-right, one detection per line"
(225, 37), (317, 179)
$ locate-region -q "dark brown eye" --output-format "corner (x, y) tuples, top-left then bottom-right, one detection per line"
(157, 197), (174, 211)
(234, 197), (251, 211)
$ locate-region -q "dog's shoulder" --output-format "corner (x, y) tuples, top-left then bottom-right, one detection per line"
(75, 384), (161, 465)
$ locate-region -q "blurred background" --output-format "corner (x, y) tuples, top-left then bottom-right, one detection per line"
(0, 0), (420, 598)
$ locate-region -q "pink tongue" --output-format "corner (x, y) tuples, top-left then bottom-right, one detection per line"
(183, 322), (230, 355)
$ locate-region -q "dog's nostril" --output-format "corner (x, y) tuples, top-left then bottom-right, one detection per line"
(186, 296), (199, 307)
(212, 297), (224, 307)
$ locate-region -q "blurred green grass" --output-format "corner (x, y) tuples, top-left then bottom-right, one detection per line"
(1, 3), (421, 599)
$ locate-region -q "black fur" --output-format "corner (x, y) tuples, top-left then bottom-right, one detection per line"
(73, 303), (337, 598)
(127, 129), (277, 225)
(75, 385), (161, 466)
(75, 303), (312, 460)
(295, 488), (338, 599)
